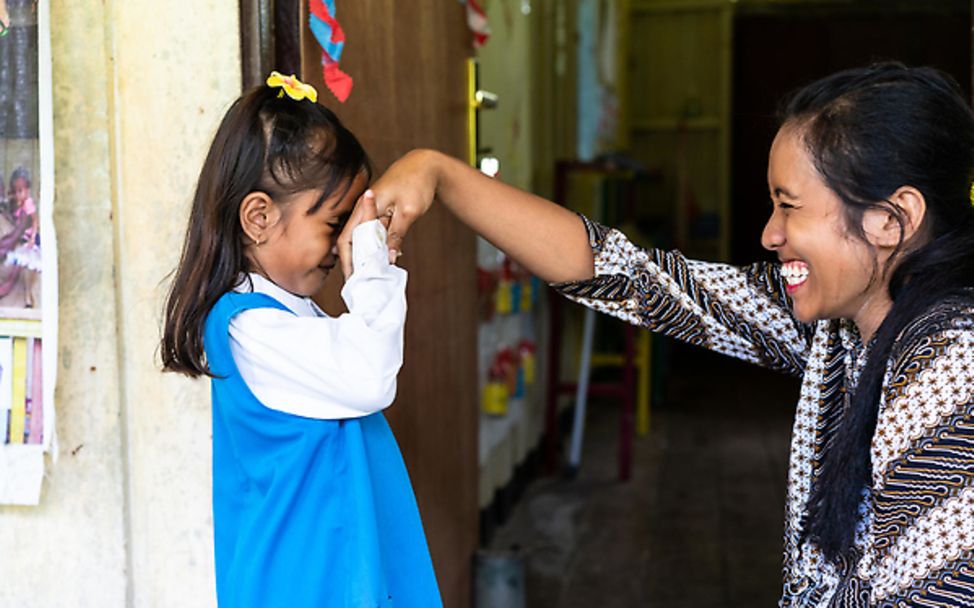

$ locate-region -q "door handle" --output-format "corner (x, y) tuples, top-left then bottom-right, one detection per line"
(475, 89), (499, 109)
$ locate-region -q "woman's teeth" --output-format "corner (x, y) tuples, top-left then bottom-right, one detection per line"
(781, 261), (809, 288)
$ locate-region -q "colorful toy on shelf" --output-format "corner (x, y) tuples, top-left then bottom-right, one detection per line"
(476, 266), (499, 321)
(518, 339), (536, 385)
(495, 348), (518, 396)
(482, 357), (509, 416)
(477, 242), (543, 417)
(495, 275), (513, 315)
(510, 280), (522, 315)
(519, 277), (533, 313)
(498, 346), (526, 399)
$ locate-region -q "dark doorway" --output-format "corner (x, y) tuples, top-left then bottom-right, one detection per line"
(730, 2), (971, 265)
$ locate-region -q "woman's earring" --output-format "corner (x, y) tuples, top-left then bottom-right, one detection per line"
(254, 235), (261, 247)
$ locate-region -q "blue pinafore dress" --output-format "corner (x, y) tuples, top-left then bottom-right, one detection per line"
(204, 292), (442, 607)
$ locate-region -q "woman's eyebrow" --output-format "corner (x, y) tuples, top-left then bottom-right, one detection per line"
(774, 187), (798, 200)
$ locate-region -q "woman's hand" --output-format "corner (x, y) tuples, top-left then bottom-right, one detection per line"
(369, 149), (441, 262)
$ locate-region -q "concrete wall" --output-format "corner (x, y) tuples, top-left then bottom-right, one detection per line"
(0, 1), (239, 606)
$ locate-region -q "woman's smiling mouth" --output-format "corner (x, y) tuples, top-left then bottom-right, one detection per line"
(781, 260), (810, 292)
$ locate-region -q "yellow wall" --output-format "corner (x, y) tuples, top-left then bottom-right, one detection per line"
(0, 1), (239, 606)
(477, 0), (535, 191)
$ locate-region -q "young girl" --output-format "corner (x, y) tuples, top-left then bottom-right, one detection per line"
(4, 167), (40, 307)
(161, 73), (441, 608)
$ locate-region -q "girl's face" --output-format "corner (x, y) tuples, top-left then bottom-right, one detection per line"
(10, 177), (29, 206)
(762, 127), (892, 338)
(254, 173), (366, 297)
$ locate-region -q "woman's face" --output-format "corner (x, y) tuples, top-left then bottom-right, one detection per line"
(762, 126), (892, 336)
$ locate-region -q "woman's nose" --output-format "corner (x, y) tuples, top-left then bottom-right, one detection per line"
(761, 212), (784, 251)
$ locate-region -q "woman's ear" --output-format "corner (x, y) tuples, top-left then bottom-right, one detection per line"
(239, 192), (280, 245)
(862, 186), (926, 249)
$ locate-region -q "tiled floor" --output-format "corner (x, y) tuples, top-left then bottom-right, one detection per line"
(486, 345), (801, 607)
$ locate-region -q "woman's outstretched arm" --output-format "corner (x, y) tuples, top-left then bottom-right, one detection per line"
(371, 149), (815, 373)
(369, 149), (594, 284)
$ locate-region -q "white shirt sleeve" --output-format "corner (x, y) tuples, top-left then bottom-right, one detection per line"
(228, 220), (407, 419)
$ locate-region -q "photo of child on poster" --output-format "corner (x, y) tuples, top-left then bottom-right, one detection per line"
(0, 166), (40, 311)
(0, 0), (43, 317)
(0, 0), (52, 500)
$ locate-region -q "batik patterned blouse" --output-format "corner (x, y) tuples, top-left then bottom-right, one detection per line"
(553, 216), (974, 607)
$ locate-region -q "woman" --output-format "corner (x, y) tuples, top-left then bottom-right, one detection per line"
(357, 63), (974, 606)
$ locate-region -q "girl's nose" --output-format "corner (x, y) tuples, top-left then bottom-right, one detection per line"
(761, 211), (785, 251)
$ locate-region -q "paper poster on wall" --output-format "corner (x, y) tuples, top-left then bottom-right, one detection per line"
(0, 0), (59, 506)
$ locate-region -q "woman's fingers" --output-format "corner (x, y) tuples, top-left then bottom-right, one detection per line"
(369, 197), (411, 263)
(386, 211), (412, 262)
(378, 206), (392, 231)
(369, 150), (440, 261)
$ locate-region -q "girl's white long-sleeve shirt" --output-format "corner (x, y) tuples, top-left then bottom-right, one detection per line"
(228, 219), (407, 420)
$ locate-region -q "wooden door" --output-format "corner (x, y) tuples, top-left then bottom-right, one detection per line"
(301, 4), (478, 607)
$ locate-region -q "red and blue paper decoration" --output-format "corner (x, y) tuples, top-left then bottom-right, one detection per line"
(308, 0), (353, 102)
(459, 0), (491, 49)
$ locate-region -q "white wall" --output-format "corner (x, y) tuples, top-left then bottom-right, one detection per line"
(0, 1), (240, 606)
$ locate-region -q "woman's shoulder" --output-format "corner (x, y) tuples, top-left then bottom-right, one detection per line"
(887, 292), (974, 375)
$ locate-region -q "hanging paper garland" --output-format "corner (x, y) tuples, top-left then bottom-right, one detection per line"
(308, 0), (354, 102)
(459, 0), (491, 49)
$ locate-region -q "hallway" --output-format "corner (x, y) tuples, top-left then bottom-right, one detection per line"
(488, 345), (801, 607)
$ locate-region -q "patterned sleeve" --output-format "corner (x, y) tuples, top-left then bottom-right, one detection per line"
(866, 321), (974, 607)
(551, 215), (814, 376)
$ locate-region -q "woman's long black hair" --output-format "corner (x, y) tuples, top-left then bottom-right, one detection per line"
(161, 84), (370, 377)
(782, 63), (974, 560)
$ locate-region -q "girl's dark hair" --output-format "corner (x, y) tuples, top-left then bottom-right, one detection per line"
(780, 63), (974, 560)
(161, 84), (370, 377)
(10, 167), (30, 188)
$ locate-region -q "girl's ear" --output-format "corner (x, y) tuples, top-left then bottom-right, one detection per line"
(862, 186), (926, 249)
(239, 192), (280, 245)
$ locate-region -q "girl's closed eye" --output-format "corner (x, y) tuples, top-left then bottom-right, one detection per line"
(328, 215), (350, 231)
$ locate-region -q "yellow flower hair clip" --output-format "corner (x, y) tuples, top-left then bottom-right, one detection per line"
(266, 71), (318, 103)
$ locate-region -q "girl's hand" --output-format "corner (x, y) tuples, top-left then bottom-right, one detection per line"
(337, 190), (380, 279)
(369, 149), (440, 262)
